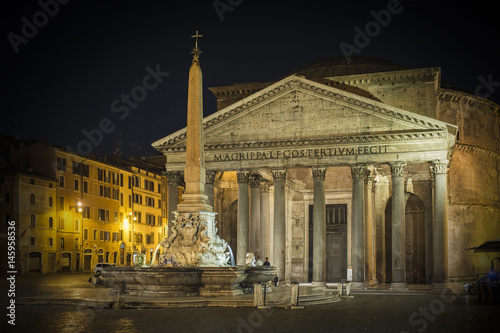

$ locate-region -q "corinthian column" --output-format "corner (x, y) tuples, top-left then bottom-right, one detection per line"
(273, 169), (287, 282)
(389, 162), (408, 291)
(351, 165), (365, 284)
(431, 160), (450, 290)
(364, 167), (375, 284)
(312, 167), (327, 286)
(260, 181), (271, 263)
(249, 173), (261, 258)
(237, 171), (249, 265)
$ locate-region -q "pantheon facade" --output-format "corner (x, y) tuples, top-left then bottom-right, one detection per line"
(153, 56), (500, 288)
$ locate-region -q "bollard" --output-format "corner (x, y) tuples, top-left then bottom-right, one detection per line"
(254, 283), (264, 307)
(337, 282), (343, 296)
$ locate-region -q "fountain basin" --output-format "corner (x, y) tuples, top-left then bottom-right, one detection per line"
(103, 265), (276, 297)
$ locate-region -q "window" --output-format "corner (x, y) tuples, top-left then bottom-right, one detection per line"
(30, 193), (35, 204)
(120, 174), (123, 187)
(49, 196), (53, 207)
(73, 161), (81, 174)
(98, 168), (104, 181)
(30, 179), (35, 185)
(57, 157), (66, 171)
(145, 197), (155, 207)
(100, 230), (104, 241)
(83, 181), (88, 194)
(128, 195), (132, 208)
(30, 237), (35, 246)
(145, 180), (154, 191)
(120, 193), (123, 206)
(134, 211), (142, 223)
(158, 215), (162, 226)
(60, 237), (65, 250)
(75, 238), (79, 250)
(113, 189), (119, 200)
(83, 228), (88, 241)
(59, 196), (64, 210)
(82, 164), (89, 177)
(326, 205), (347, 224)
(82, 206), (90, 219)
(74, 179), (79, 191)
(114, 211), (118, 222)
(113, 173), (119, 185)
(93, 229), (98, 241)
(146, 214), (156, 226)
(133, 194), (142, 204)
(104, 231), (110, 242)
(49, 217), (53, 228)
(112, 232), (119, 242)
(74, 219), (80, 232)
(49, 238), (53, 247)
(98, 209), (109, 221)
(59, 175), (65, 188)
(59, 218), (65, 230)
(134, 233), (143, 244)
(30, 214), (36, 227)
(146, 233), (152, 244)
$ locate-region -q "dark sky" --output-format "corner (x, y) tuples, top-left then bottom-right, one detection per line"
(1, 0), (499, 157)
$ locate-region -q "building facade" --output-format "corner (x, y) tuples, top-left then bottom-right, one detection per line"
(0, 139), (170, 274)
(153, 56), (500, 288)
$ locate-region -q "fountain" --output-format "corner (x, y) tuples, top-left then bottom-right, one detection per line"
(103, 31), (276, 298)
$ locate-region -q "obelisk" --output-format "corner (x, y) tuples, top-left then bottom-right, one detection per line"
(177, 30), (212, 214)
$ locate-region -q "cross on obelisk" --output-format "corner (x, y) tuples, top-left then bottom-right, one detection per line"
(177, 31), (212, 213)
(191, 30), (203, 60)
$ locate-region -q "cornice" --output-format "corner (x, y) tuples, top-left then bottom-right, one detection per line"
(437, 89), (500, 117)
(162, 130), (447, 153)
(455, 143), (500, 160)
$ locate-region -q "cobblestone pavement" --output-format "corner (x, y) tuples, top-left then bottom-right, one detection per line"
(4, 293), (500, 332)
(2, 273), (499, 332)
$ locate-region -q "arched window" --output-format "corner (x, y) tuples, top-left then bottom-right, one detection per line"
(49, 197), (53, 207)
(30, 214), (36, 227)
(30, 193), (35, 204)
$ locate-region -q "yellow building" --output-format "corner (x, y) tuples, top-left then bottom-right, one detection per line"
(1, 138), (169, 273)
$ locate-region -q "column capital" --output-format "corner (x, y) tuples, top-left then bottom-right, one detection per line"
(236, 170), (250, 183)
(206, 170), (217, 184)
(430, 160), (449, 175)
(260, 180), (272, 192)
(312, 166), (327, 180)
(249, 173), (261, 188)
(364, 166), (374, 185)
(351, 165), (365, 179)
(272, 169), (287, 182)
(389, 162), (406, 177)
(165, 171), (183, 184)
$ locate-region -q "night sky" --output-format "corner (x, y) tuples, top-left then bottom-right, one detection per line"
(1, 0), (499, 157)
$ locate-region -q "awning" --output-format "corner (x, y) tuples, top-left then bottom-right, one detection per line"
(467, 239), (500, 253)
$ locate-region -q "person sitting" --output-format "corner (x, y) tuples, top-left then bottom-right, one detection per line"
(263, 257), (270, 266)
(256, 257), (263, 266)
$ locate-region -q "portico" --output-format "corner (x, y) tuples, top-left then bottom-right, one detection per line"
(153, 75), (457, 288)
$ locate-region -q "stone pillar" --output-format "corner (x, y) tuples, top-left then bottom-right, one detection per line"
(390, 162), (408, 290)
(312, 167), (327, 286)
(260, 181), (271, 262)
(165, 171), (182, 234)
(364, 167), (375, 284)
(205, 171), (216, 209)
(249, 173), (261, 258)
(273, 169), (287, 282)
(237, 171), (250, 266)
(351, 165), (365, 284)
(431, 160), (449, 290)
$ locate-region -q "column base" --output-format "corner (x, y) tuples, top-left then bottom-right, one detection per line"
(432, 282), (451, 293)
(389, 282), (409, 291)
(311, 281), (327, 287)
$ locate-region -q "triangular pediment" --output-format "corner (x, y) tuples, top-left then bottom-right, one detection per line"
(153, 75), (453, 152)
